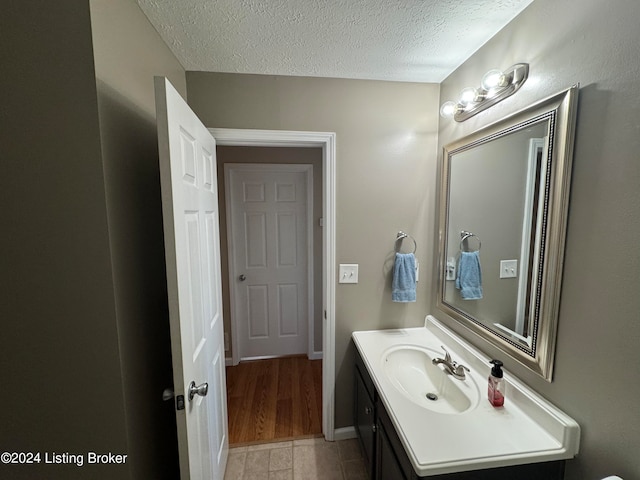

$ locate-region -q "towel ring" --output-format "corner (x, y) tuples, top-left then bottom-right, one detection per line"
(395, 231), (417, 254)
(460, 230), (481, 252)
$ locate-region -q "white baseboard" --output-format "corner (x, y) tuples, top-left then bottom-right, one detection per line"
(333, 426), (357, 441)
(227, 353), (322, 365)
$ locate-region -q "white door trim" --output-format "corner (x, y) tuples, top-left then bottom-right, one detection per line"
(209, 128), (337, 441)
(515, 137), (546, 340)
(225, 163), (314, 364)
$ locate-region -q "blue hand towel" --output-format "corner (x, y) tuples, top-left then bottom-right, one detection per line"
(456, 251), (483, 300)
(392, 253), (416, 302)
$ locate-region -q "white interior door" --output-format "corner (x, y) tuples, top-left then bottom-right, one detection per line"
(155, 76), (228, 479)
(226, 164), (312, 361)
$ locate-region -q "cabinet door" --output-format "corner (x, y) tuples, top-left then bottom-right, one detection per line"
(354, 367), (375, 477)
(376, 418), (408, 480)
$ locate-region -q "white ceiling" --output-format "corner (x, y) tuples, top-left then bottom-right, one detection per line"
(136, 0), (533, 83)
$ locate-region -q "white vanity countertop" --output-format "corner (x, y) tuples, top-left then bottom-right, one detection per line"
(352, 315), (580, 477)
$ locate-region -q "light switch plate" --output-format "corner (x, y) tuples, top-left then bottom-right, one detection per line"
(339, 264), (359, 283)
(500, 259), (518, 279)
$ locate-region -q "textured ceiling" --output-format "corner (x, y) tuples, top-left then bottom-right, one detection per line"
(136, 0), (534, 83)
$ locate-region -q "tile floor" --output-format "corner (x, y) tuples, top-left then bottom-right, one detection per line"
(224, 437), (368, 480)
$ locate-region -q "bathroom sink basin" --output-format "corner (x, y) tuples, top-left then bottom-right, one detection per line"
(382, 346), (480, 414)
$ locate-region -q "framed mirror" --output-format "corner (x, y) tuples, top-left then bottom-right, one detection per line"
(437, 86), (579, 381)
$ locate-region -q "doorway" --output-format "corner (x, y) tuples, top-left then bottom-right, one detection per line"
(220, 151), (321, 445)
(225, 162), (317, 362)
(210, 128), (337, 442)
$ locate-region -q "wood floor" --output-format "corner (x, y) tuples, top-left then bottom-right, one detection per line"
(226, 356), (322, 445)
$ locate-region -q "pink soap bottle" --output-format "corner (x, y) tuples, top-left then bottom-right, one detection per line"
(488, 360), (505, 407)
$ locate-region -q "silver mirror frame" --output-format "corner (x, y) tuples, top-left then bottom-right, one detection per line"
(437, 85), (579, 381)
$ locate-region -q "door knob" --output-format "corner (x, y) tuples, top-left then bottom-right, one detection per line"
(162, 388), (174, 401)
(188, 381), (209, 401)
(239, 274), (246, 281)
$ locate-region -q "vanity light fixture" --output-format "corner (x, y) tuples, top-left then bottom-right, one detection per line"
(440, 63), (529, 122)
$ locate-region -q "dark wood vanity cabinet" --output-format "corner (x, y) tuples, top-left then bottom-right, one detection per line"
(353, 346), (566, 480)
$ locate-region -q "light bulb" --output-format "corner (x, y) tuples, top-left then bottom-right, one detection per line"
(459, 87), (479, 105)
(439, 101), (458, 118)
(481, 69), (507, 91)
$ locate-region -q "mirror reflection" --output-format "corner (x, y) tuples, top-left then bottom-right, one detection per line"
(444, 121), (548, 347)
(437, 85), (579, 381)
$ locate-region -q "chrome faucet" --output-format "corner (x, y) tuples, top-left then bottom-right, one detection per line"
(432, 346), (470, 380)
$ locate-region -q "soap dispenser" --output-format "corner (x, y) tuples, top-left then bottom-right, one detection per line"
(488, 360), (505, 407)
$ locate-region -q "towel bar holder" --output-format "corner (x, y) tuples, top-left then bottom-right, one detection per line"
(460, 230), (481, 252)
(395, 231), (417, 254)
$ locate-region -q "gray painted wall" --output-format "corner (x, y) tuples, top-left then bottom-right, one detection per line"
(2, 1), (187, 478)
(89, 0), (186, 477)
(0, 2), (129, 479)
(186, 72), (442, 429)
(434, 1), (640, 479)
